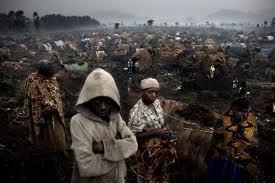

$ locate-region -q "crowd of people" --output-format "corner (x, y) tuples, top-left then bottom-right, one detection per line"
(23, 58), (259, 183)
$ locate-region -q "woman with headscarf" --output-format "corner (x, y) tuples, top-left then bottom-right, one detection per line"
(70, 68), (138, 183)
(24, 59), (69, 182)
(128, 78), (177, 183)
(24, 59), (68, 152)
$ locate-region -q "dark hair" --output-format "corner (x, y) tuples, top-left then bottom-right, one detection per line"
(231, 97), (249, 112)
(240, 81), (246, 88)
(37, 60), (54, 77)
(131, 57), (138, 61)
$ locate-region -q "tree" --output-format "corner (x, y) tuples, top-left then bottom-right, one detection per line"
(7, 11), (15, 29)
(40, 14), (100, 29)
(33, 11), (40, 30)
(264, 20), (268, 26)
(8, 11), (15, 21)
(164, 22), (167, 26)
(15, 10), (26, 29)
(271, 18), (275, 26)
(25, 17), (31, 31)
(114, 22), (120, 29)
(175, 22), (179, 26)
(33, 12), (38, 17)
(147, 19), (154, 26)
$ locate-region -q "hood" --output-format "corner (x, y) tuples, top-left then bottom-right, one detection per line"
(75, 68), (120, 119)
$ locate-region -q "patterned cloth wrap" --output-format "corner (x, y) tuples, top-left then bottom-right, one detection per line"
(24, 72), (64, 138)
(134, 131), (177, 183)
(221, 108), (258, 175)
(129, 98), (177, 182)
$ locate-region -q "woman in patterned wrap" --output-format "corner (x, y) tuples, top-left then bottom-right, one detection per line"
(208, 97), (258, 183)
(128, 78), (177, 183)
(24, 59), (68, 152)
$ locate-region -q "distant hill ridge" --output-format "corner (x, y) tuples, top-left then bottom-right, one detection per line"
(204, 9), (271, 24)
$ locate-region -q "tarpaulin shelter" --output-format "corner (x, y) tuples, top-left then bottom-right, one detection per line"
(132, 48), (153, 72)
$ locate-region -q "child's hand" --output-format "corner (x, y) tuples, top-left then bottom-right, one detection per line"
(92, 141), (104, 154)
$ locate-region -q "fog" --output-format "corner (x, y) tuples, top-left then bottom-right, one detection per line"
(1, 0), (275, 23)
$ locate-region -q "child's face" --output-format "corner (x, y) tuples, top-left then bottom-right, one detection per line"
(88, 97), (114, 119)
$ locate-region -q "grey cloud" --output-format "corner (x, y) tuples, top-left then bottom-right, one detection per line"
(0, 0), (274, 18)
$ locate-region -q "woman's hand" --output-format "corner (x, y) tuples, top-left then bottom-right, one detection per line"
(137, 128), (172, 141)
(154, 128), (170, 137)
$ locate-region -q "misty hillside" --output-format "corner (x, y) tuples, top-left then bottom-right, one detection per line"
(257, 8), (275, 21)
(204, 9), (267, 24)
(89, 9), (275, 26)
(89, 10), (146, 25)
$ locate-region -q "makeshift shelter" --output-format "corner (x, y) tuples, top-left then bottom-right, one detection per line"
(0, 47), (10, 62)
(200, 52), (228, 78)
(95, 50), (107, 61)
(205, 39), (215, 45)
(33, 52), (54, 62)
(114, 44), (130, 56)
(10, 44), (30, 59)
(227, 57), (239, 68)
(194, 51), (207, 62)
(65, 41), (78, 51)
(269, 49), (275, 66)
(42, 43), (52, 52)
(264, 36), (274, 41)
(261, 48), (273, 57)
(53, 40), (65, 48)
(226, 43), (248, 58)
(132, 48), (153, 72)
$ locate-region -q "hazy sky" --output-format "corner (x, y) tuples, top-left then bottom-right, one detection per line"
(1, 0), (275, 18)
